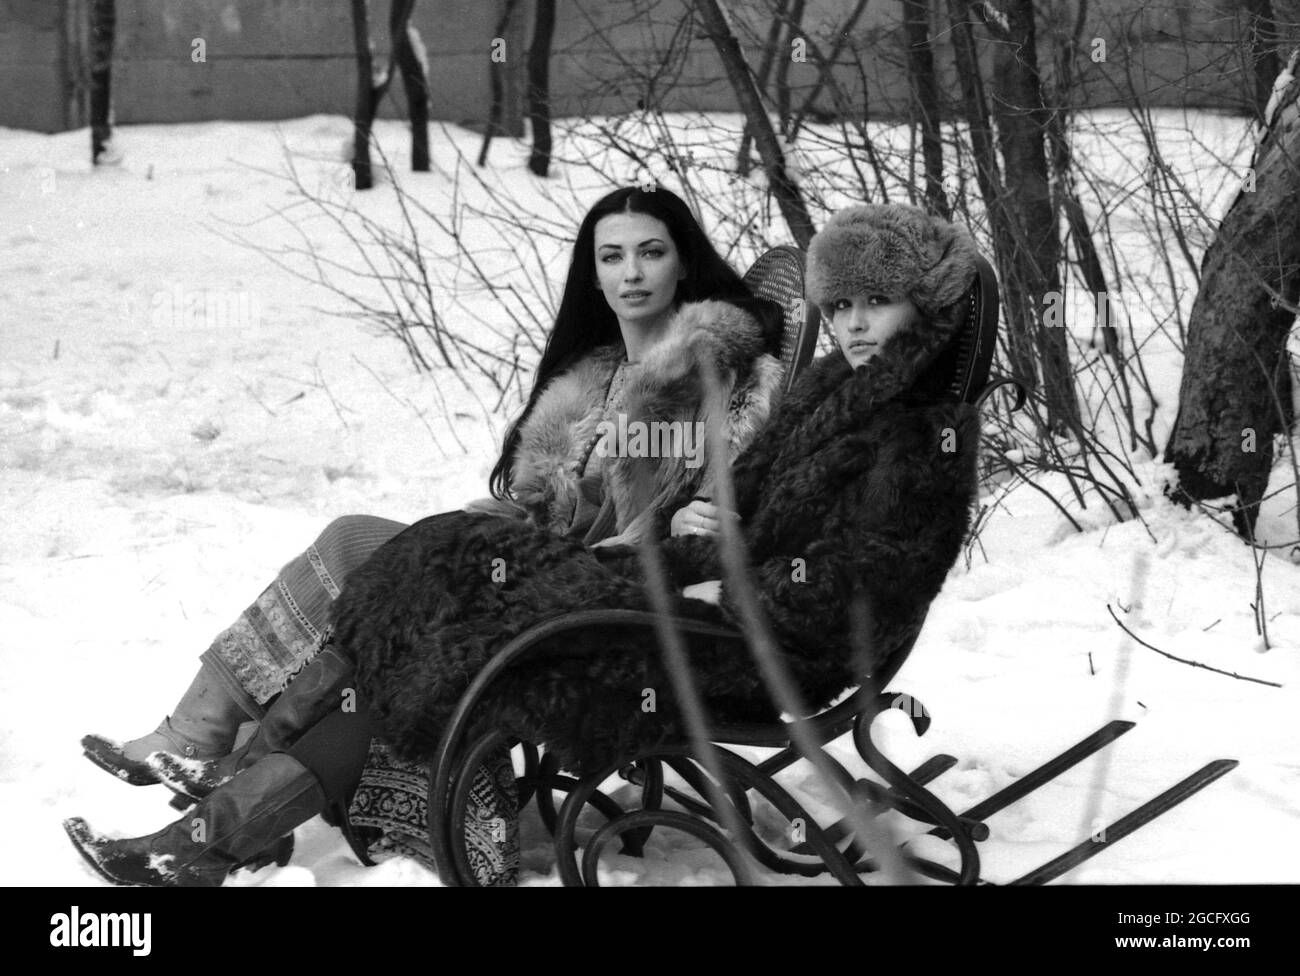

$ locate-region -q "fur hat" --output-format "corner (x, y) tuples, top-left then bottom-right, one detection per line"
(806, 204), (979, 317)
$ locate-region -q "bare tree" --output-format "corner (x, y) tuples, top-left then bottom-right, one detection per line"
(1045, 0), (1117, 358)
(900, 0), (947, 217)
(349, 0), (431, 189)
(392, 0), (430, 172)
(478, 0), (526, 167)
(695, 0), (816, 247)
(774, 0), (806, 136)
(955, 0), (1081, 435)
(89, 0), (115, 164)
(1165, 56), (1300, 537)
(527, 0), (558, 176)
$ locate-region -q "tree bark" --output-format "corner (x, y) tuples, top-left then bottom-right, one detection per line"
(89, 0), (115, 164)
(479, 0), (524, 167)
(352, 0), (431, 187)
(774, 0), (806, 136)
(391, 0), (429, 172)
(350, 0), (377, 189)
(1164, 69), (1300, 537)
(947, 0), (1035, 382)
(1045, 0), (1117, 358)
(900, 0), (947, 217)
(527, 0), (557, 177)
(980, 0), (1080, 434)
(696, 0), (817, 247)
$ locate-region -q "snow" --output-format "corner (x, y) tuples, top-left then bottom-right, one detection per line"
(1, 113), (1297, 887)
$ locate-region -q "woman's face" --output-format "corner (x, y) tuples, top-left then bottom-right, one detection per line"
(593, 212), (685, 327)
(828, 294), (921, 368)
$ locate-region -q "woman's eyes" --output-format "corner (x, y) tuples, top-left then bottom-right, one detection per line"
(600, 249), (665, 263)
(834, 296), (888, 310)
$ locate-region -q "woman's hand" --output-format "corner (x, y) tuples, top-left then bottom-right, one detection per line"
(670, 499), (733, 538)
(682, 580), (722, 604)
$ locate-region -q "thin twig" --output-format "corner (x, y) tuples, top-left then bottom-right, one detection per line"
(1106, 604), (1282, 688)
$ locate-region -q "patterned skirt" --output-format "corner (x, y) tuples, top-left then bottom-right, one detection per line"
(201, 515), (409, 713)
(198, 512), (520, 883)
(346, 740), (520, 887)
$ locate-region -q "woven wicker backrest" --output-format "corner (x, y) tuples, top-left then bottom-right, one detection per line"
(903, 251), (1010, 408)
(946, 253), (1000, 405)
(741, 245), (821, 393)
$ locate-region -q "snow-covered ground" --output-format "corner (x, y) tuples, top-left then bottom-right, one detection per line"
(1, 115), (1297, 886)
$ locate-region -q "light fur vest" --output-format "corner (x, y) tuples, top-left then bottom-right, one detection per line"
(509, 299), (783, 546)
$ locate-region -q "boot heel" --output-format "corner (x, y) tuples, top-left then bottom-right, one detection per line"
(275, 835), (294, 867)
(233, 835), (295, 873)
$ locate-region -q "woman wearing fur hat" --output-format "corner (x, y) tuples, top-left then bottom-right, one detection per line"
(66, 185), (785, 885)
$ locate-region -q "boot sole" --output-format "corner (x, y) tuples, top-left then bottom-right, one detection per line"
(147, 753), (229, 804)
(80, 736), (161, 787)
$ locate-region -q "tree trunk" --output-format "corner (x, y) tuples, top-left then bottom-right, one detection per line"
(981, 0), (1080, 434)
(391, 0), (429, 172)
(947, 0), (1035, 383)
(479, 0), (524, 167)
(900, 0), (947, 217)
(774, 0), (805, 136)
(696, 0), (817, 247)
(1045, 0), (1118, 358)
(350, 0), (377, 189)
(352, 0), (431, 186)
(1164, 69), (1300, 537)
(89, 0), (115, 164)
(526, 0), (557, 177)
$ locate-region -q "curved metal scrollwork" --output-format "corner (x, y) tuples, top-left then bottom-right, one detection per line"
(854, 692), (983, 885)
(544, 743), (869, 886)
(581, 810), (755, 886)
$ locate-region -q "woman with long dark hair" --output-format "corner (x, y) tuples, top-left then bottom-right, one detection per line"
(67, 185), (785, 885)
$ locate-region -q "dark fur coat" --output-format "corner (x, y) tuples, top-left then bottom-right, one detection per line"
(333, 303), (980, 775)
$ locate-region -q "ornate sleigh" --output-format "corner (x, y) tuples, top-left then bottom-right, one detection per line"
(421, 245), (1237, 886)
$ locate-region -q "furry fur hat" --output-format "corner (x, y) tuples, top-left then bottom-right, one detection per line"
(806, 204), (979, 317)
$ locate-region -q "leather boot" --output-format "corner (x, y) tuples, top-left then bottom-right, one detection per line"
(63, 752), (325, 887)
(81, 661), (249, 786)
(148, 647), (356, 802)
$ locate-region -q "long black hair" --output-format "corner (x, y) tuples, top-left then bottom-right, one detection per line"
(488, 185), (782, 498)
